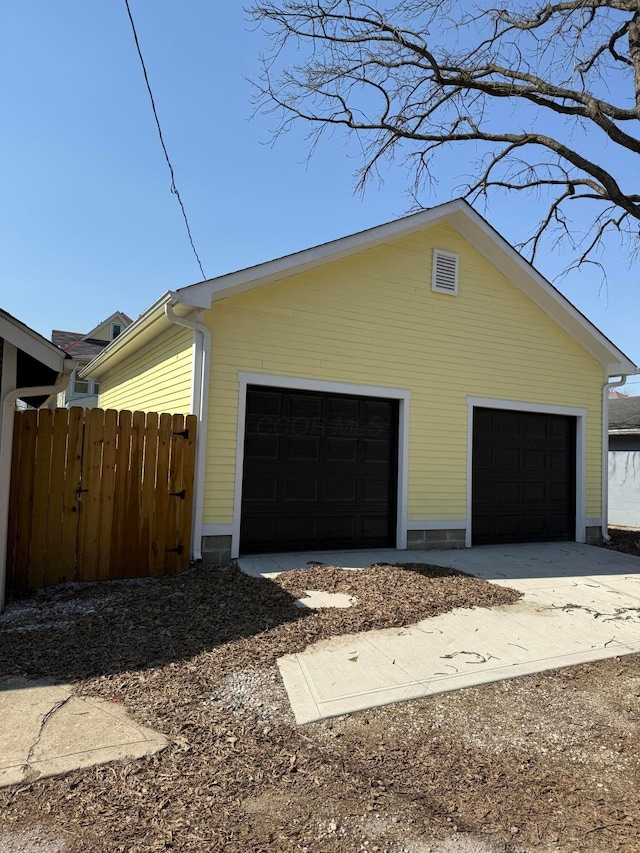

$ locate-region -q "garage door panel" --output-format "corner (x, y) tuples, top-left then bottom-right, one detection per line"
(290, 394), (323, 419)
(322, 516), (357, 542)
(363, 478), (391, 502)
(243, 476), (279, 503)
(284, 476), (318, 502)
(496, 412), (521, 437)
(523, 417), (547, 439)
(326, 437), (358, 461)
(241, 386), (398, 553)
(280, 516), (318, 544)
(473, 408), (575, 545)
(242, 518), (277, 550)
(523, 482), (546, 502)
(362, 516), (391, 540)
(285, 436), (321, 461)
(249, 391), (282, 416)
(523, 449), (546, 471)
(522, 514), (546, 536)
(494, 481), (520, 503)
(494, 447), (520, 469)
(364, 439), (392, 463)
(325, 477), (358, 502)
(494, 514), (520, 537)
(245, 433), (279, 460)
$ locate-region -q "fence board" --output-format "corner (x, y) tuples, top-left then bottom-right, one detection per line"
(29, 409), (54, 589)
(59, 407), (83, 581)
(110, 410), (132, 580)
(77, 408), (105, 581)
(14, 411), (38, 588)
(140, 411), (159, 575)
(6, 413), (23, 586)
(180, 415), (198, 572)
(150, 413), (172, 576)
(122, 411), (144, 577)
(96, 409), (118, 581)
(43, 409), (69, 585)
(7, 406), (196, 589)
(165, 414), (185, 575)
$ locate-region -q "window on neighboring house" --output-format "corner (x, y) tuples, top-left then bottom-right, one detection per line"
(93, 381), (100, 395)
(111, 322), (122, 339)
(73, 373), (89, 395)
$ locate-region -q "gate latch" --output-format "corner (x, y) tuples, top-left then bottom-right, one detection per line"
(76, 487), (89, 502)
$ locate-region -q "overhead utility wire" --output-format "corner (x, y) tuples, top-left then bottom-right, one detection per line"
(124, 0), (206, 279)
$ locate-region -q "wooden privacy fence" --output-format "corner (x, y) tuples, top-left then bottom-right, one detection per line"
(7, 407), (197, 589)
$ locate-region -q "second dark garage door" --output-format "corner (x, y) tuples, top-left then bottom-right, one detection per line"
(240, 386), (398, 554)
(472, 407), (576, 545)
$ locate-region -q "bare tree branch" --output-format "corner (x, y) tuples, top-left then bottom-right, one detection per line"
(250, 0), (640, 272)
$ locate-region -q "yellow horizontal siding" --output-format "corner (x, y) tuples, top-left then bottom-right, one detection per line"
(97, 327), (193, 415)
(202, 222), (604, 526)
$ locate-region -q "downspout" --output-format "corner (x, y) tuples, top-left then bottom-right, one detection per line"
(0, 365), (74, 612)
(602, 374), (627, 543)
(164, 302), (210, 562)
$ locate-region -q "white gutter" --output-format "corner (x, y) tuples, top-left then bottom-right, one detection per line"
(164, 302), (211, 562)
(0, 365), (74, 612)
(602, 374), (628, 543)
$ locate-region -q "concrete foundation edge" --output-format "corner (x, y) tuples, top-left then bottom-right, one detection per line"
(406, 528), (466, 550)
(201, 535), (232, 565)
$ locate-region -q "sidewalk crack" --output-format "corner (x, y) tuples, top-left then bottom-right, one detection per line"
(22, 696), (72, 774)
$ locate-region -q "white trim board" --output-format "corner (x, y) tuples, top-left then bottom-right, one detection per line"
(465, 397), (587, 548)
(407, 520), (468, 531)
(232, 372), (411, 559)
(202, 524), (233, 537)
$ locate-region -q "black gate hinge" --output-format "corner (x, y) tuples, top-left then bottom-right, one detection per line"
(166, 543), (184, 555)
(169, 489), (186, 500)
(173, 429), (189, 439)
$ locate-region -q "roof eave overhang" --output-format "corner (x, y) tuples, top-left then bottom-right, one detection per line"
(80, 293), (198, 379)
(0, 313), (68, 373)
(176, 199), (637, 375)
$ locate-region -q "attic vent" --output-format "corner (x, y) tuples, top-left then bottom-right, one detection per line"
(432, 249), (459, 295)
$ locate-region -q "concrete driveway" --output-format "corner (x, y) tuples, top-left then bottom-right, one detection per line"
(238, 542), (640, 724)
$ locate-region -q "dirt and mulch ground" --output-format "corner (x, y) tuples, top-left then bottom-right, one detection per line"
(603, 526), (640, 557)
(0, 543), (638, 852)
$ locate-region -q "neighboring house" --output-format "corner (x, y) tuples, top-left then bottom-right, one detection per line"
(51, 311), (131, 408)
(0, 308), (74, 609)
(81, 199), (638, 564)
(609, 396), (640, 528)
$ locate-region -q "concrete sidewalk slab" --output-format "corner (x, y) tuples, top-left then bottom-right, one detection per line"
(0, 677), (168, 788)
(255, 542), (640, 724)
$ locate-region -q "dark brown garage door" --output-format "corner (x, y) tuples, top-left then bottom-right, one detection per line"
(472, 408), (576, 545)
(240, 386), (398, 554)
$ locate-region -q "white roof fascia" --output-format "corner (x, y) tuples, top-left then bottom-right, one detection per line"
(176, 200), (471, 308)
(175, 199), (636, 375)
(447, 207), (637, 375)
(80, 293), (179, 379)
(609, 428), (640, 435)
(0, 314), (67, 373)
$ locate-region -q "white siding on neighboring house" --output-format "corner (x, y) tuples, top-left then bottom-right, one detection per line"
(609, 450), (640, 528)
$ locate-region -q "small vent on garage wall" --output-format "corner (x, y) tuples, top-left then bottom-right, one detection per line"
(432, 249), (459, 295)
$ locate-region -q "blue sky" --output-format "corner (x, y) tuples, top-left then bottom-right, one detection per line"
(2, 2), (638, 388)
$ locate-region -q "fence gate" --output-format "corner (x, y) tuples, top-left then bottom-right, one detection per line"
(6, 407), (197, 589)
